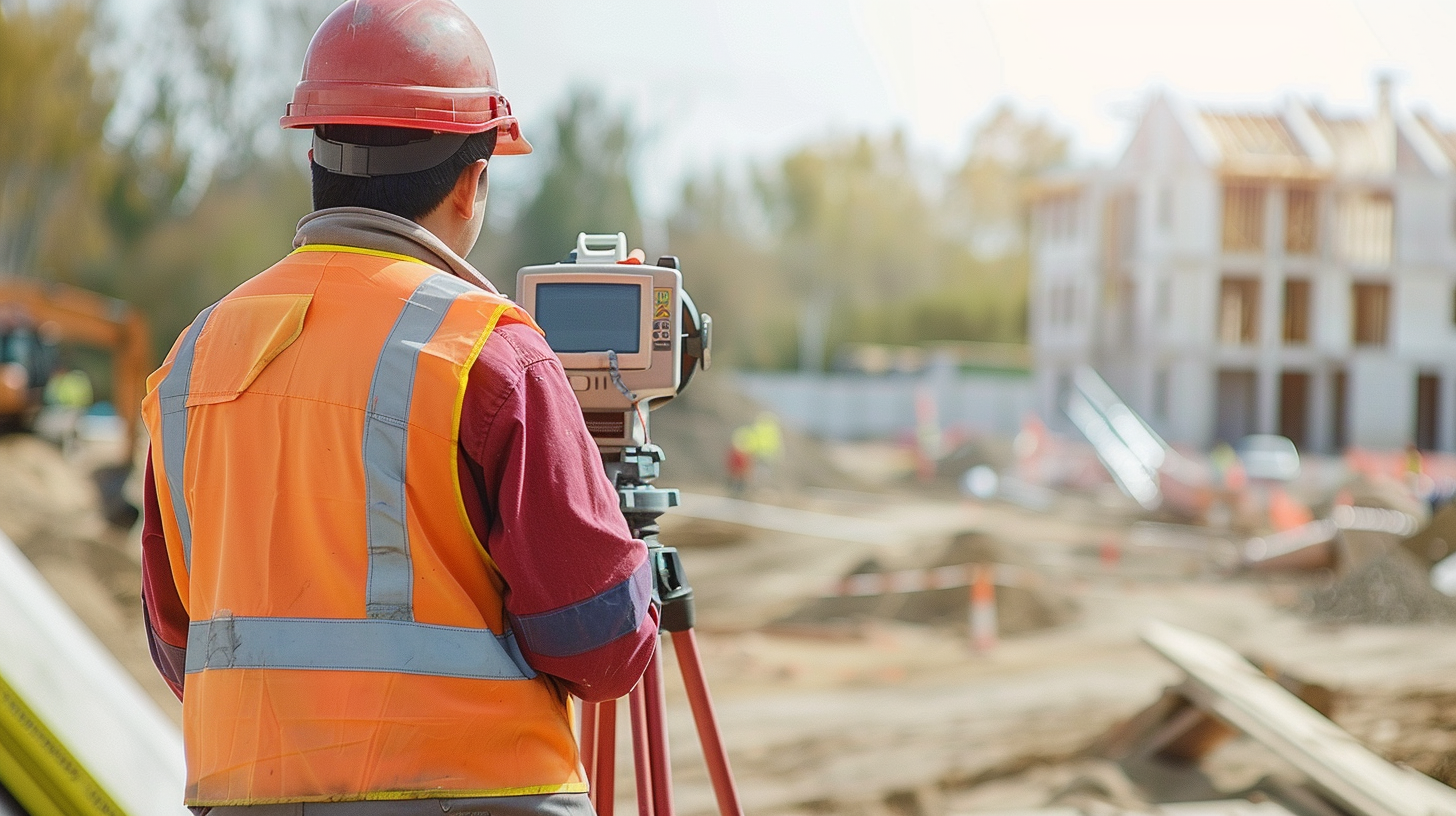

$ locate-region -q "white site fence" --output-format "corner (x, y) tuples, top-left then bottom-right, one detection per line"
(736, 370), (1034, 440)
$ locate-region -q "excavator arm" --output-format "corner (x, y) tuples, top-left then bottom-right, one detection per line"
(0, 277), (151, 455)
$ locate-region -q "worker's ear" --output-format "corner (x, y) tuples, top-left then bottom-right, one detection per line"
(451, 159), (489, 222)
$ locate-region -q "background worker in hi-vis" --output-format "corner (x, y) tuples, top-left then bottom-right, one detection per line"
(138, 1), (659, 813)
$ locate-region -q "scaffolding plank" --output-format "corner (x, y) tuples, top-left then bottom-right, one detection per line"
(0, 529), (187, 815)
(1142, 621), (1456, 816)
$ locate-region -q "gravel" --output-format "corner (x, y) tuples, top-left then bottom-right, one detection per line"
(1307, 548), (1456, 624)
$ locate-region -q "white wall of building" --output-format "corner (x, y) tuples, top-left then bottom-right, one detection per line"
(1349, 354), (1415, 448)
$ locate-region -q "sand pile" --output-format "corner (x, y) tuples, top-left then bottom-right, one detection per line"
(1307, 548), (1456, 624)
(1336, 688), (1456, 786)
(770, 530), (1076, 636)
(1404, 501), (1456, 567)
(0, 434), (176, 717)
(0, 434), (114, 553)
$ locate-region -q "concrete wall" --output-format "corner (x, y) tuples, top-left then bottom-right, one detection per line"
(737, 370), (1035, 440)
(1349, 354), (1415, 448)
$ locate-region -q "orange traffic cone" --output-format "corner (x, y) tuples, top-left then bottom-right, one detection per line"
(969, 564), (997, 653)
(1269, 487), (1313, 531)
(1099, 535), (1121, 570)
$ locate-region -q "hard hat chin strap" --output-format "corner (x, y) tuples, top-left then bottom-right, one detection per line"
(312, 131), (471, 178)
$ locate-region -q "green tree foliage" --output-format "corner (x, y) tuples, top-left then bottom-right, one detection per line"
(668, 171), (792, 369)
(671, 108), (1067, 370)
(0, 2), (115, 280)
(944, 102), (1068, 256)
(0, 0), (324, 360)
(95, 0), (325, 349)
(508, 89), (643, 279)
(758, 133), (949, 304)
(110, 162), (310, 344)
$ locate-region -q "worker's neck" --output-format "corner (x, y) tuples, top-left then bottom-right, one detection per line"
(414, 210), (474, 259)
(415, 160), (488, 259)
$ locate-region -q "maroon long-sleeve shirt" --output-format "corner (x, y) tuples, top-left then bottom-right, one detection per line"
(141, 319), (658, 703)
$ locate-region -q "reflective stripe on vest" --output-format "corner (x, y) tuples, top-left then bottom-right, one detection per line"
(157, 302), (218, 571)
(363, 274), (470, 621)
(167, 274), (532, 679)
(184, 615), (534, 679)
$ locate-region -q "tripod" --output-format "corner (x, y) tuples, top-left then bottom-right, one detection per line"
(579, 443), (743, 816)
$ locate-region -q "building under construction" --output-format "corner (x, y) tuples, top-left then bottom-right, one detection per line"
(1032, 78), (1456, 453)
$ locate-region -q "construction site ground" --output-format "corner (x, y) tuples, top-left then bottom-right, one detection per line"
(8, 430), (1456, 816)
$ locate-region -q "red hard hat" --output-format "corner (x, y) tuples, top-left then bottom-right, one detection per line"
(281, 0), (531, 156)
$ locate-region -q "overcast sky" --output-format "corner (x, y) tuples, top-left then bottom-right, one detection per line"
(454, 0), (1456, 219)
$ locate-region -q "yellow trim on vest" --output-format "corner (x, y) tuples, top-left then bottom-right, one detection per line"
(291, 243), (434, 267)
(190, 782), (591, 807)
(453, 302), (512, 571)
(361, 782), (591, 802)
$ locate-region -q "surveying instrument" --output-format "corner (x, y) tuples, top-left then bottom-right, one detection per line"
(517, 234), (741, 816)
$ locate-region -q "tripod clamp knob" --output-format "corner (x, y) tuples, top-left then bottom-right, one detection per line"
(615, 484), (694, 633)
(650, 545), (695, 633)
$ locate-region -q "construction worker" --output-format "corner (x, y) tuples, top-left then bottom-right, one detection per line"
(138, 2), (658, 814)
(731, 412), (783, 490)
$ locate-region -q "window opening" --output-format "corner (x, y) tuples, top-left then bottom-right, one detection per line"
(1222, 183), (1265, 252)
(1416, 373), (1440, 451)
(1335, 191), (1393, 267)
(1285, 187), (1318, 255)
(1283, 279), (1310, 344)
(1352, 282), (1390, 346)
(1218, 277), (1260, 345)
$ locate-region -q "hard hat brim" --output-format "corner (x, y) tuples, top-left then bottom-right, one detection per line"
(280, 83), (532, 156)
(281, 112), (531, 156)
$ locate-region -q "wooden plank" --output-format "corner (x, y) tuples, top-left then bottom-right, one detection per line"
(1142, 621), (1456, 816)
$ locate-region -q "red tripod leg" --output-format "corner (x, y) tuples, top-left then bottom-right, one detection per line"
(596, 698), (618, 816)
(628, 682), (655, 816)
(670, 630), (744, 816)
(581, 701), (599, 793)
(642, 646), (674, 816)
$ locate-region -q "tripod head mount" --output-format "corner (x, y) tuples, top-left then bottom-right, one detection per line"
(603, 442), (694, 633)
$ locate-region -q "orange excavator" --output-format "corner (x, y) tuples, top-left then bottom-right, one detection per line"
(0, 276), (151, 455)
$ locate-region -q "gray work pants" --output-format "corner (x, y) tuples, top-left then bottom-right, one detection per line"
(199, 793), (595, 816)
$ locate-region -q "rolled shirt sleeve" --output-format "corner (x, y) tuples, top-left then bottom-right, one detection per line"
(141, 453), (189, 701)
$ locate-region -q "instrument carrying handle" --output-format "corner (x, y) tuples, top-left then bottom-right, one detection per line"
(576, 232), (628, 263)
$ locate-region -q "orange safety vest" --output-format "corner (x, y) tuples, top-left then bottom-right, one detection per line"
(141, 245), (586, 807)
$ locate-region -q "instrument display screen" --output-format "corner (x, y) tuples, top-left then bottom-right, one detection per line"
(534, 282), (642, 354)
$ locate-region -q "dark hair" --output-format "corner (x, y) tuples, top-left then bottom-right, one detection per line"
(310, 125), (498, 220)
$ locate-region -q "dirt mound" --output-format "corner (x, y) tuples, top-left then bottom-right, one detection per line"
(647, 369), (865, 492)
(1343, 474), (1429, 522)
(0, 434), (177, 717)
(1404, 501), (1456, 567)
(0, 434), (113, 556)
(1307, 547), (1456, 624)
(1336, 687), (1456, 787)
(770, 531), (1076, 636)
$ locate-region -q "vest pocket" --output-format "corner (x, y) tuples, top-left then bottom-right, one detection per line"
(187, 294), (312, 405)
